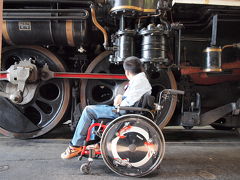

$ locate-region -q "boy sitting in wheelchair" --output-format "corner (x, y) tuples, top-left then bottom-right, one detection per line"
(61, 56), (152, 159)
(61, 56), (168, 177)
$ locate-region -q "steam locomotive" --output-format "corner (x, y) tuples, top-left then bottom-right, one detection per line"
(0, 0), (240, 139)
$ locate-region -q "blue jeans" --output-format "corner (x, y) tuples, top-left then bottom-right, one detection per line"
(71, 105), (122, 146)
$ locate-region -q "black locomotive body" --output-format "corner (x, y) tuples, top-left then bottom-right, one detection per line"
(0, 0), (240, 138)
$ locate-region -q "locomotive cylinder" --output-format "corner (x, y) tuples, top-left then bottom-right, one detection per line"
(140, 24), (168, 63)
(109, 0), (158, 14)
(203, 47), (222, 72)
(3, 12), (88, 47)
(111, 30), (135, 62)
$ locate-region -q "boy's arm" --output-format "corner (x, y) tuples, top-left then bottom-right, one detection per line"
(114, 94), (123, 107)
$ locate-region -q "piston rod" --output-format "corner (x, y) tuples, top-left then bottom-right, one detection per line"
(0, 72), (8, 80)
(0, 63), (126, 104)
(40, 64), (127, 81)
(0, 64), (127, 82)
(52, 72), (127, 80)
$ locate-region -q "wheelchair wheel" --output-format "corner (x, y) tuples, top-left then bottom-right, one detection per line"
(80, 163), (91, 174)
(100, 114), (165, 177)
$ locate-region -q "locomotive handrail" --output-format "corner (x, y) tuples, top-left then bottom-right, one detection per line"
(3, 9), (89, 20)
(4, 9), (89, 13)
(3, 0), (94, 4)
(3, 16), (89, 20)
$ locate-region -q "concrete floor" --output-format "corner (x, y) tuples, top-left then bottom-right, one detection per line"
(0, 125), (240, 180)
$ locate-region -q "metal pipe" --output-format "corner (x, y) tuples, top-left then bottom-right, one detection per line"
(222, 43), (240, 50)
(181, 37), (211, 42)
(4, 0), (94, 4)
(4, 9), (89, 20)
(222, 44), (235, 50)
(4, 9), (89, 13)
(211, 14), (218, 46)
(3, 16), (88, 20)
(120, 15), (125, 31)
(90, 4), (108, 48)
(160, 17), (170, 30)
(177, 29), (181, 68)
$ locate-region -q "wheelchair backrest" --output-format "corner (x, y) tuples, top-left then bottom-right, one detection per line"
(133, 93), (155, 110)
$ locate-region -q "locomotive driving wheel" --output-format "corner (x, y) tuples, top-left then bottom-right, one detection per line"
(80, 51), (177, 129)
(0, 46), (70, 139)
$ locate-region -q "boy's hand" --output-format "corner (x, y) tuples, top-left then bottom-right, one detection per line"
(114, 94), (123, 107)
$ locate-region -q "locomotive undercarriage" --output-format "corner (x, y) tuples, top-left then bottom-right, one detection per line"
(0, 0), (240, 138)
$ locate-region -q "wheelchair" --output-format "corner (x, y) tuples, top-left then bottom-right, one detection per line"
(78, 89), (184, 177)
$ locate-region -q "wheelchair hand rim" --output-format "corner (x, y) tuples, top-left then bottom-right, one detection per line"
(100, 114), (165, 177)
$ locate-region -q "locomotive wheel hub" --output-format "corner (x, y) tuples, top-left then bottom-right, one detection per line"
(5, 83), (38, 105)
(0, 60), (39, 104)
(7, 60), (38, 86)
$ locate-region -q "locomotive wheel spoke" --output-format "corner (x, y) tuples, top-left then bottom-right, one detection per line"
(86, 79), (117, 104)
(31, 102), (50, 125)
(0, 46), (70, 139)
(80, 51), (125, 107)
(94, 79), (116, 88)
(36, 96), (54, 106)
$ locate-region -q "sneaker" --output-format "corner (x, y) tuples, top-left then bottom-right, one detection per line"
(61, 146), (83, 159)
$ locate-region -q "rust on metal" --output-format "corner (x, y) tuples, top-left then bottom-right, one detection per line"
(66, 20), (75, 47)
(2, 21), (13, 45)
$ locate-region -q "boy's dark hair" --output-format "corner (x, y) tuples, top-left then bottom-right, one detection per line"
(123, 56), (144, 75)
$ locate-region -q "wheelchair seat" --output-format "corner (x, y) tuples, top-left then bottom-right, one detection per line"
(115, 93), (155, 119)
(92, 93), (156, 141)
(98, 93), (155, 124)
